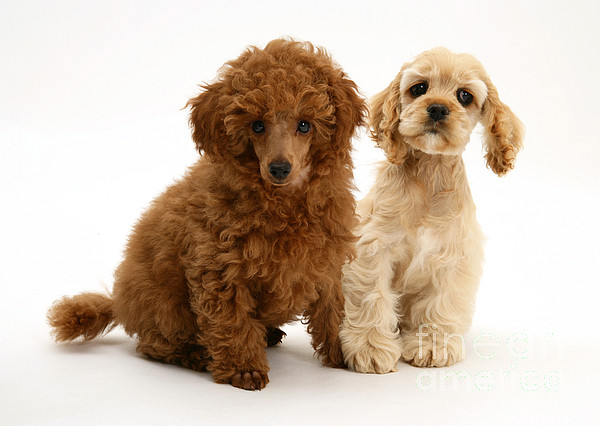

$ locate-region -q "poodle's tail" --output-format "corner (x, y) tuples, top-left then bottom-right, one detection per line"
(47, 292), (117, 342)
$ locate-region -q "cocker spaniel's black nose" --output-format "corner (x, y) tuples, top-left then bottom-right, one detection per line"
(427, 104), (450, 122)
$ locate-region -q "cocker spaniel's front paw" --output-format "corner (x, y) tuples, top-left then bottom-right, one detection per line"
(346, 343), (401, 374)
(340, 328), (401, 374)
(401, 330), (464, 367)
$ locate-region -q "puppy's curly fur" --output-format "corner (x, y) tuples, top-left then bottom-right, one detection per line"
(48, 39), (366, 390)
(339, 48), (523, 373)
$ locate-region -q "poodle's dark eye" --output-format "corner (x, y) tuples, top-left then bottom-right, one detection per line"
(457, 90), (474, 106)
(297, 120), (311, 134)
(251, 120), (265, 134)
(410, 82), (428, 97)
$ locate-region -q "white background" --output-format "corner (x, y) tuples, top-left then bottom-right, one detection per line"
(2, 0), (599, 424)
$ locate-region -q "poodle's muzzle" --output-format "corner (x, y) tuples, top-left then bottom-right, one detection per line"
(268, 161), (292, 181)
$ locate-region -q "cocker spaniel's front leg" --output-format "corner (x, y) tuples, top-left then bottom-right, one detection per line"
(190, 280), (270, 391)
(400, 250), (481, 368)
(339, 241), (402, 374)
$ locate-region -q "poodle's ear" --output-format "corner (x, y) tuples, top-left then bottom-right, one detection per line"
(480, 80), (524, 176)
(369, 71), (408, 165)
(186, 82), (229, 161)
(331, 76), (367, 153)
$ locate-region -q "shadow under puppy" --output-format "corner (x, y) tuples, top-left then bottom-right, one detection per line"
(48, 39), (366, 390)
(339, 47), (523, 373)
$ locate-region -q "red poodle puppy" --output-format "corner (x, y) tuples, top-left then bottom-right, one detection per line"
(48, 39), (366, 390)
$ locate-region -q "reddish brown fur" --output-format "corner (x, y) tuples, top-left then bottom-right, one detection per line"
(47, 39), (366, 390)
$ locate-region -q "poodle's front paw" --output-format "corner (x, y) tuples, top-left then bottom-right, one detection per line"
(212, 361), (270, 391)
(230, 370), (269, 391)
(316, 337), (345, 368)
(401, 331), (464, 367)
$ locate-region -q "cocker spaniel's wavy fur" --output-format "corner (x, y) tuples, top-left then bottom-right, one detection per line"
(48, 39), (366, 390)
(339, 47), (523, 373)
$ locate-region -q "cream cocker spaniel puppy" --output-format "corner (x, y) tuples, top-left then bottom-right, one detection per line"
(339, 47), (523, 373)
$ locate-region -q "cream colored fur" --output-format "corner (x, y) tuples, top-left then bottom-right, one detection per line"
(340, 47), (523, 373)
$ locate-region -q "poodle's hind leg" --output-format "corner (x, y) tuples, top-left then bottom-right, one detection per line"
(266, 327), (286, 347)
(136, 331), (209, 372)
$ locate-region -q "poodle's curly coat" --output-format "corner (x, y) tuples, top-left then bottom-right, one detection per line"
(48, 39), (366, 390)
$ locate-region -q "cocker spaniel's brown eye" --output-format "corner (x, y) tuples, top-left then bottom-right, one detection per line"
(457, 90), (474, 106)
(410, 82), (428, 97)
(251, 120), (265, 134)
(297, 120), (311, 134)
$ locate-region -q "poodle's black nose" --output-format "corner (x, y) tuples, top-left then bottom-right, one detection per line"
(427, 104), (450, 122)
(268, 162), (292, 180)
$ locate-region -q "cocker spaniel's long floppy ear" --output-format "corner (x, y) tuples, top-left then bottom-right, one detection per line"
(186, 82), (230, 162)
(480, 80), (524, 176)
(369, 70), (408, 165)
